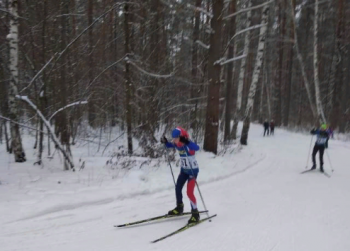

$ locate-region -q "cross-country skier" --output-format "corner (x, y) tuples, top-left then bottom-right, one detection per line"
(270, 120), (275, 135)
(263, 119), (269, 136)
(310, 124), (329, 172)
(160, 127), (200, 224)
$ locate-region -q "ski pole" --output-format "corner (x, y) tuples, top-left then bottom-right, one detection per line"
(183, 148), (211, 220)
(305, 135), (314, 169)
(325, 150), (334, 172)
(164, 145), (176, 187)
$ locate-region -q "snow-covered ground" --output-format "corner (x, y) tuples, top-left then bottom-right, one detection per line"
(1, 124), (349, 251)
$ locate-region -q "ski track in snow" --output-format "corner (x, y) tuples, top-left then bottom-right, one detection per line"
(1, 124), (350, 251)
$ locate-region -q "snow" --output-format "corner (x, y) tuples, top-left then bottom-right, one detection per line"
(1, 124), (350, 250)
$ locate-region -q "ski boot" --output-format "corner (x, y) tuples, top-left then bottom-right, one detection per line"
(188, 209), (200, 224)
(311, 164), (316, 170)
(168, 203), (184, 216)
(320, 165), (324, 173)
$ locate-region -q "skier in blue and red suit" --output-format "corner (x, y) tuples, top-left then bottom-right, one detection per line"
(160, 127), (200, 223)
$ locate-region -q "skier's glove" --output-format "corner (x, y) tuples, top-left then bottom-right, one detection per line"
(179, 136), (190, 145)
(160, 136), (168, 144)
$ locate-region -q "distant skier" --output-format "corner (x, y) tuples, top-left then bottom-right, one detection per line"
(327, 126), (334, 139)
(263, 119), (269, 136)
(325, 126), (333, 148)
(161, 127), (200, 224)
(270, 120), (275, 135)
(310, 124), (329, 172)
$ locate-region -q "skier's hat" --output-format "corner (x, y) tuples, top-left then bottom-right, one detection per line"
(171, 127), (189, 139)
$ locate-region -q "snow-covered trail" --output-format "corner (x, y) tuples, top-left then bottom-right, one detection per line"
(2, 126), (350, 251)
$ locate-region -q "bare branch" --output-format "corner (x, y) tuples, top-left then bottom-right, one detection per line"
(223, 0), (274, 20)
(49, 101), (88, 122)
(0, 115), (47, 134)
(223, 24), (266, 55)
(82, 55), (126, 96)
(0, 8), (28, 20)
(186, 4), (213, 18)
(20, 53), (57, 93)
(195, 40), (210, 49)
(128, 60), (174, 78)
(219, 54), (247, 65)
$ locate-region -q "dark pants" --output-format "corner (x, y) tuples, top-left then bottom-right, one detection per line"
(176, 171), (198, 209)
(270, 127), (274, 135)
(312, 145), (325, 166)
(264, 128), (269, 136)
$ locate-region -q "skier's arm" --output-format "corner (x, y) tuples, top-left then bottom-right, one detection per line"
(165, 142), (176, 148)
(179, 136), (200, 151)
(160, 136), (176, 148)
(187, 141), (200, 151)
(310, 128), (318, 135)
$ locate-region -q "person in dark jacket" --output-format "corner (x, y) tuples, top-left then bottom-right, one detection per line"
(270, 120), (275, 135)
(310, 124), (329, 172)
(263, 120), (269, 136)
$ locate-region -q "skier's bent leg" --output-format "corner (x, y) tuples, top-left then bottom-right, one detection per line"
(311, 146), (318, 166)
(319, 147), (325, 167)
(187, 176), (197, 210)
(168, 173), (188, 215)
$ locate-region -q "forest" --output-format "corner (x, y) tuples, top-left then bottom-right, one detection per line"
(0, 0), (349, 168)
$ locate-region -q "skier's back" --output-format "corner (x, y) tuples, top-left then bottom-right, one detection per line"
(310, 124), (329, 172)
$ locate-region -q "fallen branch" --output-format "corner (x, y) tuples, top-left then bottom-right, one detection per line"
(16, 95), (75, 170)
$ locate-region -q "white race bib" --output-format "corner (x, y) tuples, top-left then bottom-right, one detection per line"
(180, 156), (198, 169)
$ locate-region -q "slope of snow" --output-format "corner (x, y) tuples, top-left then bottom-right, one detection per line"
(1, 124), (349, 251)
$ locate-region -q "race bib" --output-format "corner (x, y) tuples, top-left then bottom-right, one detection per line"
(180, 157), (198, 169)
(316, 137), (327, 145)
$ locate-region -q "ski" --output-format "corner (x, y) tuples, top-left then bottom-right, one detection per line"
(115, 210), (208, 228)
(300, 169), (316, 174)
(322, 171), (331, 178)
(300, 169), (331, 178)
(151, 214), (217, 243)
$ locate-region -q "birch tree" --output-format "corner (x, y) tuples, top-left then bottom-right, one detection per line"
(240, 4), (269, 145)
(6, 0), (26, 162)
(224, 0), (237, 143)
(289, 0), (317, 120)
(231, 0), (252, 140)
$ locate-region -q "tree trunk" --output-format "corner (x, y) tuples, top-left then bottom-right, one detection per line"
(124, 0), (133, 155)
(240, 4), (269, 145)
(313, 0), (326, 124)
(289, 0), (317, 121)
(190, 0), (202, 130)
(4, 121), (10, 152)
(275, 0), (286, 126)
(37, 0), (48, 166)
(7, 0), (26, 162)
(59, 0), (72, 170)
(231, 0), (252, 140)
(203, 0), (223, 154)
(224, 0), (237, 143)
(87, 0), (96, 127)
(283, 0), (295, 127)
